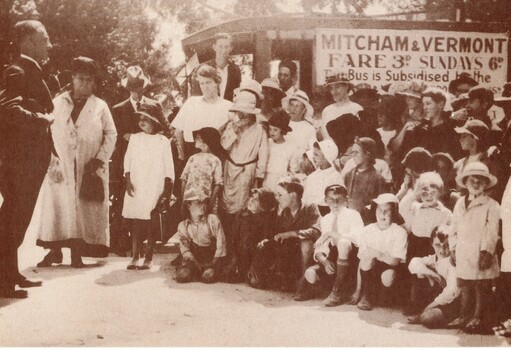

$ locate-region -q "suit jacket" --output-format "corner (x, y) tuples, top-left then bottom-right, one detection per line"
(190, 60), (241, 102)
(0, 55), (54, 174)
(110, 96), (157, 179)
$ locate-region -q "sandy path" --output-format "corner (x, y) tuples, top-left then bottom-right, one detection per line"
(0, 233), (509, 347)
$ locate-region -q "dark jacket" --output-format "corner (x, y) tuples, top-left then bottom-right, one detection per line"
(0, 56), (54, 173)
(190, 59), (241, 102)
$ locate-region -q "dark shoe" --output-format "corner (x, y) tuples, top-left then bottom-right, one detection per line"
(138, 259), (152, 270)
(324, 291), (349, 307)
(18, 279), (43, 288)
(0, 288), (28, 299)
(71, 249), (84, 268)
(127, 259), (139, 270)
(294, 279), (316, 301)
(36, 250), (63, 267)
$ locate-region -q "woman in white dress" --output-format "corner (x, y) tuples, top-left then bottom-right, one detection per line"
(34, 57), (117, 267)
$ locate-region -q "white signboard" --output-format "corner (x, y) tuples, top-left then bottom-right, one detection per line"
(315, 28), (508, 94)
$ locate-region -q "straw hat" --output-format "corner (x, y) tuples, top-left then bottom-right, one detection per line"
(455, 161), (497, 189)
(373, 193), (399, 205)
(313, 139), (339, 166)
(454, 118), (489, 140)
(281, 90), (314, 119)
(324, 71), (354, 89)
(234, 79), (263, 100)
(398, 80), (428, 99)
(229, 90), (261, 114)
(183, 188), (209, 202)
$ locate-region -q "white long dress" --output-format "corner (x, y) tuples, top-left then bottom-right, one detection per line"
(34, 92), (117, 250)
(122, 132), (175, 220)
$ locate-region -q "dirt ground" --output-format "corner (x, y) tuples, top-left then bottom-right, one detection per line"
(1, 226), (510, 347)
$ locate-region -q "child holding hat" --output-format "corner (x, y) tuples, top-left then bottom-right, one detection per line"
(123, 102), (175, 270)
(448, 162), (500, 334)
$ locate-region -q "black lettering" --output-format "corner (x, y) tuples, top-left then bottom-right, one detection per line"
(395, 36), (408, 51)
(447, 37), (457, 52)
(459, 38), (471, 52)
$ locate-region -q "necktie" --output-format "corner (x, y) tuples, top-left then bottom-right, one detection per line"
(136, 101), (141, 111)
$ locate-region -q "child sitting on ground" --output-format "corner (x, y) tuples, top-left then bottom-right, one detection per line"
(229, 188), (277, 282)
(448, 162), (500, 334)
(405, 172), (452, 261)
(175, 188), (227, 284)
(407, 225), (460, 328)
(123, 102), (174, 270)
(296, 184), (364, 306)
(355, 193), (408, 311)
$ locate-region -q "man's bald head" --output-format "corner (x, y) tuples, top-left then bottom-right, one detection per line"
(14, 20), (52, 65)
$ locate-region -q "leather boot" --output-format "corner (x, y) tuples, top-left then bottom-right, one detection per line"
(357, 270), (374, 311)
(324, 259), (350, 307)
(294, 278), (316, 301)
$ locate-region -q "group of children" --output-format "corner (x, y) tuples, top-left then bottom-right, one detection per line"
(116, 73), (511, 337)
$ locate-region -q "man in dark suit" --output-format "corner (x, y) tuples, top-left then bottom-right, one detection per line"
(0, 20), (54, 298)
(191, 33), (241, 102)
(110, 66), (156, 256)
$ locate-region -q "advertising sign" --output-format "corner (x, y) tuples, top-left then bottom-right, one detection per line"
(315, 28), (508, 94)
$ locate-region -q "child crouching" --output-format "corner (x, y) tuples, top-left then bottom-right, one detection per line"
(408, 226), (460, 328)
(228, 188), (277, 282)
(355, 193), (408, 310)
(296, 184), (364, 306)
(176, 188), (227, 284)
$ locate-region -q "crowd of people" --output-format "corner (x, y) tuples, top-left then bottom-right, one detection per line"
(2, 20), (511, 338)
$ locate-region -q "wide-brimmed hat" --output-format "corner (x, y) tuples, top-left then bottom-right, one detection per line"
(192, 127), (226, 159)
(455, 161), (497, 189)
(350, 86), (380, 104)
(234, 79), (263, 101)
(71, 56), (100, 78)
(373, 193), (399, 205)
(268, 109), (292, 132)
(402, 147), (433, 173)
(183, 188), (209, 202)
(397, 80), (428, 99)
(281, 90), (314, 119)
(261, 78), (287, 100)
(121, 65), (151, 91)
(136, 102), (165, 127)
(229, 90), (261, 114)
(431, 152), (455, 167)
(313, 139), (338, 166)
(455, 118), (489, 140)
(448, 73), (478, 95)
(451, 93), (469, 111)
(324, 71), (354, 89)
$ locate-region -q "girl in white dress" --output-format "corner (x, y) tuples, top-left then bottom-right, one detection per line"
(123, 102), (175, 270)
